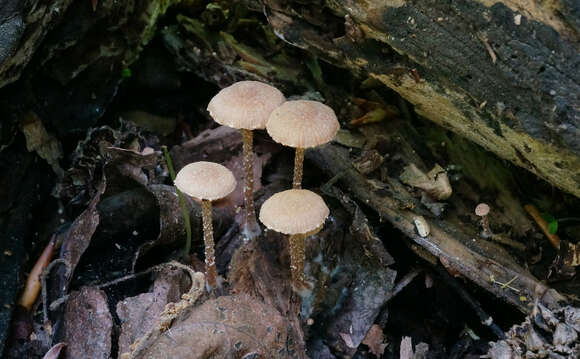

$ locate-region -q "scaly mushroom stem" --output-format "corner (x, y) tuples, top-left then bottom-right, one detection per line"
(293, 147), (305, 189)
(480, 215), (493, 239)
(241, 129), (261, 239)
(288, 233), (306, 288)
(201, 200), (218, 288)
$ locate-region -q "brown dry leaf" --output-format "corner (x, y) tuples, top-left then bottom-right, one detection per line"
(63, 287), (112, 359)
(132, 295), (296, 358)
(105, 146), (159, 186)
(489, 303), (580, 358)
(349, 98), (399, 126)
(116, 266), (189, 357)
(42, 343), (65, 359)
(21, 112), (63, 177)
(59, 178), (105, 289)
(561, 241), (580, 266)
(362, 324), (387, 358)
(400, 163), (452, 200)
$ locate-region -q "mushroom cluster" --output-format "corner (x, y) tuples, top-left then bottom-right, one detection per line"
(173, 80), (339, 291)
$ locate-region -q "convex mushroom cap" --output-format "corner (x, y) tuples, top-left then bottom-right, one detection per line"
(259, 189), (329, 235)
(475, 203), (490, 217)
(174, 162), (236, 201)
(266, 100), (339, 148)
(207, 81), (285, 130)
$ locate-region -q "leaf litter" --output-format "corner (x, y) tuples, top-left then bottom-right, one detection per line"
(7, 95), (580, 359)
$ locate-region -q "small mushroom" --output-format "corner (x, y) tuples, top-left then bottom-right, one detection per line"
(207, 81), (285, 240)
(475, 203), (493, 238)
(267, 100), (339, 189)
(259, 189), (329, 290)
(175, 161), (237, 289)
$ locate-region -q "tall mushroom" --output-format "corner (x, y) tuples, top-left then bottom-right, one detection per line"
(174, 161), (236, 289)
(267, 100), (339, 189)
(259, 189), (329, 290)
(207, 81), (285, 240)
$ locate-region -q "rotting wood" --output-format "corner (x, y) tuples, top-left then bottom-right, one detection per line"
(263, 0), (580, 198)
(308, 143), (565, 313)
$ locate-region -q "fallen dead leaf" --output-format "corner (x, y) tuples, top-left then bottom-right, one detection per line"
(21, 112), (63, 177)
(59, 178), (105, 290)
(130, 295), (295, 358)
(63, 287), (112, 359)
(116, 265), (189, 357)
(42, 343), (65, 359)
(400, 163), (452, 200)
(362, 324), (387, 358)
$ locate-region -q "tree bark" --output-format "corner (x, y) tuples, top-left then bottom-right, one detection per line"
(1, 0), (578, 196)
(262, 0), (580, 198)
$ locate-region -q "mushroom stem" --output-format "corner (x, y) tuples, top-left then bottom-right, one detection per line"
(288, 233), (306, 288)
(201, 199), (218, 288)
(480, 215), (493, 239)
(241, 129), (261, 239)
(293, 147), (305, 189)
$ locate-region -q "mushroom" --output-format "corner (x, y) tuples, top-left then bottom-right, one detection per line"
(174, 161), (236, 289)
(475, 203), (493, 238)
(207, 81), (285, 240)
(267, 100), (339, 189)
(259, 189), (329, 290)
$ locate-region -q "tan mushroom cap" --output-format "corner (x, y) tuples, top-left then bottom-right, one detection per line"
(266, 100), (339, 148)
(207, 81), (285, 130)
(259, 189), (329, 235)
(475, 203), (490, 216)
(174, 162), (237, 201)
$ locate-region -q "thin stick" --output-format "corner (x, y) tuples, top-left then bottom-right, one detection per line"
(293, 147), (305, 189)
(524, 204), (560, 249)
(18, 236), (55, 311)
(201, 200), (217, 288)
(435, 265), (505, 339)
(40, 258), (70, 323)
(241, 129), (260, 239)
(162, 146), (192, 256)
(288, 234), (306, 289)
(384, 268), (422, 302)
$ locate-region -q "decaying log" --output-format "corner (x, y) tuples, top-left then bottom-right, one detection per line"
(308, 142), (566, 313)
(263, 0), (580, 198)
(2, 0), (578, 196)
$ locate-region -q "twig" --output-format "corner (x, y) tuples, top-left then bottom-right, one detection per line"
(435, 265), (505, 339)
(524, 204), (560, 249)
(477, 32), (497, 64)
(491, 233), (526, 251)
(49, 262), (201, 311)
(41, 259), (70, 323)
(162, 145), (192, 257)
(94, 267), (155, 289)
(489, 274), (520, 293)
(385, 268), (422, 302)
(18, 236), (56, 311)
